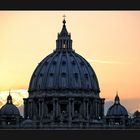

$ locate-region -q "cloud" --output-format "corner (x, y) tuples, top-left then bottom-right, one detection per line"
(0, 89), (28, 108)
(87, 58), (129, 64)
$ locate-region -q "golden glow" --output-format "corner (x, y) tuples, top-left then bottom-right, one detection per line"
(0, 11), (140, 112)
(0, 89), (28, 108)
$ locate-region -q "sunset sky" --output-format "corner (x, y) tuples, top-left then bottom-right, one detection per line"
(0, 11), (140, 113)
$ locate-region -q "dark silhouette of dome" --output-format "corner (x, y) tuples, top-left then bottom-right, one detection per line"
(28, 18), (100, 95)
(133, 110), (140, 118)
(0, 94), (20, 116)
(107, 94), (128, 116)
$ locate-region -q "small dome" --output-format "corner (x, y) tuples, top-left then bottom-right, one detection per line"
(133, 110), (140, 118)
(0, 94), (20, 116)
(107, 94), (128, 116)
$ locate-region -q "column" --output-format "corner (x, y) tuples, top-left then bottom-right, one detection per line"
(56, 98), (58, 117)
(95, 99), (97, 119)
(83, 99), (86, 119)
(23, 99), (27, 119)
(92, 99), (95, 119)
(71, 98), (74, 117)
(86, 99), (89, 120)
(61, 40), (62, 48)
(68, 98), (72, 123)
(32, 99), (36, 119)
(101, 99), (105, 119)
(39, 99), (43, 119)
(41, 99), (44, 119)
(27, 99), (30, 118)
(29, 99), (33, 118)
(53, 98), (56, 119)
(67, 40), (69, 49)
(43, 100), (48, 118)
(97, 101), (99, 119)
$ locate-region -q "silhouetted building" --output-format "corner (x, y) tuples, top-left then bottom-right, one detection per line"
(131, 110), (140, 128)
(0, 18), (139, 129)
(0, 93), (23, 128)
(23, 18), (105, 129)
(106, 93), (129, 127)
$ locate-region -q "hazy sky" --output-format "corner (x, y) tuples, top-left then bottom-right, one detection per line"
(0, 11), (140, 106)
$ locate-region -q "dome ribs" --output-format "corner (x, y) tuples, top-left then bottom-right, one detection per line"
(76, 53), (100, 94)
(54, 52), (63, 89)
(70, 52), (83, 89)
(45, 52), (59, 89)
(29, 53), (53, 92)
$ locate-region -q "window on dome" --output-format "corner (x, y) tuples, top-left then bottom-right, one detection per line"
(80, 62), (84, 66)
(85, 74), (88, 79)
(40, 73), (43, 77)
(63, 43), (66, 49)
(71, 60), (75, 65)
(50, 73), (54, 76)
(61, 72), (66, 77)
(62, 61), (66, 65)
(53, 61), (56, 65)
(74, 73), (78, 81)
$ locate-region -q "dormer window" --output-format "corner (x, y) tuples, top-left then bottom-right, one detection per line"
(61, 72), (66, 77)
(71, 60), (75, 65)
(53, 61), (56, 65)
(80, 62), (84, 66)
(62, 61), (66, 65)
(63, 43), (66, 49)
(50, 73), (54, 76)
(85, 73), (88, 79)
(74, 73), (78, 78)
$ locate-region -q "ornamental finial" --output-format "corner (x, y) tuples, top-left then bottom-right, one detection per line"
(63, 15), (66, 25)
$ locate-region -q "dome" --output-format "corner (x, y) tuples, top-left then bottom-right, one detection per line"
(28, 19), (100, 95)
(133, 110), (140, 118)
(106, 94), (128, 117)
(0, 94), (20, 116)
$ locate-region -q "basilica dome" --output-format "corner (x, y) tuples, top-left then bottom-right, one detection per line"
(0, 94), (20, 116)
(107, 94), (128, 116)
(28, 19), (100, 95)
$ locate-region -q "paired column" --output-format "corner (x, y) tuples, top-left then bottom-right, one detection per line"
(53, 98), (57, 119)
(39, 98), (44, 119)
(71, 98), (74, 117)
(101, 99), (105, 119)
(83, 98), (89, 120)
(68, 98), (72, 123)
(28, 98), (33, 118)
(23, 99), (28, 119)
(83, 99), (86, 119)
(86, 99), (89, 120)
(94, 99), (98, 119)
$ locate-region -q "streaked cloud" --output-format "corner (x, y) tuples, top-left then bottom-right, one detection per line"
(87, 58), (129, 64)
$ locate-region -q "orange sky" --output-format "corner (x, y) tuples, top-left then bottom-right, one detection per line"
(0, 11), (140, 104)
